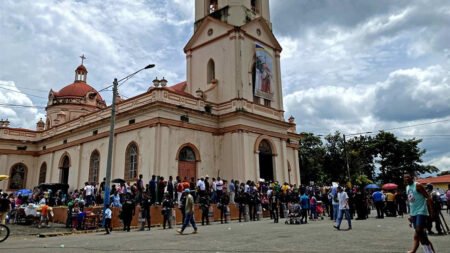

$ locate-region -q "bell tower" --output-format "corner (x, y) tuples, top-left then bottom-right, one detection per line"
(187, 0), (283, 117)
(195, 0), (271, 27)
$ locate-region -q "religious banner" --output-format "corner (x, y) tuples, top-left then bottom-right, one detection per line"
(254, 44), (274, 100)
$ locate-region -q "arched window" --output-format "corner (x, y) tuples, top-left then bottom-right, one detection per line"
(209, 0), (218, 14)
(207, 59), (215, 84)
(179, 147), (196, 162)
(9, 163), (27, 190)
(39, 162), (47, 184)
(89, 150), (100, 183)
(125, 142), (138, 180)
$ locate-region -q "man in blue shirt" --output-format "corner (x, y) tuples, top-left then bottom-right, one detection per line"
(300, 191), (309, 224)
(372, 190), (385, 219)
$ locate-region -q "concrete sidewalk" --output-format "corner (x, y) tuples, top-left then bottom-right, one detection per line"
(2, 213), (450, 252)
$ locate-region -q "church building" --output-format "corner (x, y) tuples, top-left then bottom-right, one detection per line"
(0, 0), (302, 192)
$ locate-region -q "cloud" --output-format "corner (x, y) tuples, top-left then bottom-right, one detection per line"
(284, 65), (450, 171)
(0, 81), (45, 129)
(0, 0), (449, 172)
(374, 66), (450, 121)
(429, 154), (450, 172)
(0, 0), (193, 103)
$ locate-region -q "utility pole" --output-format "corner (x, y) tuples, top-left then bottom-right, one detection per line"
(101, 64), (154, 222)
(103, 78), (118, 212)
(343, 134), (351, 185)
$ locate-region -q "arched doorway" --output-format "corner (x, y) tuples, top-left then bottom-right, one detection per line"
(259, 140), (274, 182)
(177, 146), (197, 180)
(59, 154), (70, 184)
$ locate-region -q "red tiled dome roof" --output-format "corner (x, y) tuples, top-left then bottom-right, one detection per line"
(76, 64), (87, 73)
(54, 82), (102, 100)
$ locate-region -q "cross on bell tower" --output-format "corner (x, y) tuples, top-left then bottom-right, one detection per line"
(80, 54), (86, 65)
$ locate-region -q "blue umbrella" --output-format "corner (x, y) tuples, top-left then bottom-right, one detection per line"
(364, 184), (380, 189)
(14, 189), (32, 195)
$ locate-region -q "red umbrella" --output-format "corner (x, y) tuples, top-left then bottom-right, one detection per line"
(382, 183), (398, 190)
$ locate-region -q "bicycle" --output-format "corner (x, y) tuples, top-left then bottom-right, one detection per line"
(0, 224), (10, 242)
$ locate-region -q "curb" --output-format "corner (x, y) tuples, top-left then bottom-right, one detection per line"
(38, 228), (105, 238)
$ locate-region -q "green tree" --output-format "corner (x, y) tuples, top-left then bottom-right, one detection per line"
(374, 131), (438, 188)
(298, 132), (326, 185)
(346, 135), (377, 182)
(322, 132), (347, 183)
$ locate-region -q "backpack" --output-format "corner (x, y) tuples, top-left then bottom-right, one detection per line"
(333, 193), (338, 203)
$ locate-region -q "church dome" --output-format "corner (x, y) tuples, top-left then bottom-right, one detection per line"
(53, 82), (103, 101)
(48, 61), (106, 108)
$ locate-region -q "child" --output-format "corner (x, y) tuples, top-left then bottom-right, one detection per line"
(104, 204), (112, 234)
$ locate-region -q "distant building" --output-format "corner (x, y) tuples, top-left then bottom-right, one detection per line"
(0, 0), (302, 192)
(417, 174), (450, 190)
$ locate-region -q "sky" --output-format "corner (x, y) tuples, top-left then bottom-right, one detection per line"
(0, 0), (449, 172)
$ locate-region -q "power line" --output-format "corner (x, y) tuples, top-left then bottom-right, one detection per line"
(0, 83), (49, 93)
(0, 103), (46, 109)
(345, 118), (450, 136)
(381, 119), (450, 132)
(0, 86), (47, 99)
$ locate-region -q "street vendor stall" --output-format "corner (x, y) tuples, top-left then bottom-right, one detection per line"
(14, 204), (53, 227)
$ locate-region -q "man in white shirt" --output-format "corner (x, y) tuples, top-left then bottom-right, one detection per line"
(216, 177), (224, 201)
(244, 181), (250, 193)
(197, 177), (206, 198)
(84, 182), (94, 207)
(333, 186), (352, 230)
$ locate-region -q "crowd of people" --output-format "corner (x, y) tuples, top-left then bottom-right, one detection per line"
(0, 174), (448, 237)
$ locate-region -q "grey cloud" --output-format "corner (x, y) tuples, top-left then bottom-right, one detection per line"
(374, 66), (450, 122)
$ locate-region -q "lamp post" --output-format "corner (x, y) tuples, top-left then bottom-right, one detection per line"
(103, 64), (155, 219)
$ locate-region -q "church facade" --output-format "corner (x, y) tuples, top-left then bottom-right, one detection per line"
(0, 0), (302, 192)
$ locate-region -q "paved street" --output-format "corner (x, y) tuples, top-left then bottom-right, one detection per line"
(2, 213), (450, 252)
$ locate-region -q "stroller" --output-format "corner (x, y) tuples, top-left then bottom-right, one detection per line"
(285, 203), (301, 225)
(316, 201), (325, 220)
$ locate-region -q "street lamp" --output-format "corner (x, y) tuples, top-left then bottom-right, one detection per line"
(103, 64), (155, 220)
